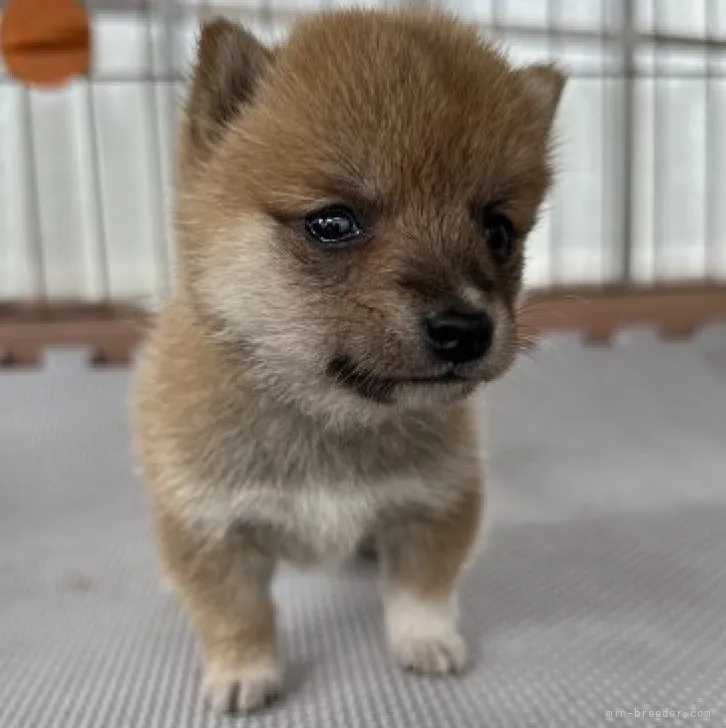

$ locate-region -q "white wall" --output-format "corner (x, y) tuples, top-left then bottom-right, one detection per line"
(1, 0), (725, 305)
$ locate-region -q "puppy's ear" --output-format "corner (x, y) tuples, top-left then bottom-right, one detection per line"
(517, 63), (567, 128)
(185, 18), (273, 161)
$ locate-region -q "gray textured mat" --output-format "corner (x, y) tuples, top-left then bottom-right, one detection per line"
(2, 331), (725, 728)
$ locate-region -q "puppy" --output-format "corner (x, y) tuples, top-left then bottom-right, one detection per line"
(134, 10), (564, 713)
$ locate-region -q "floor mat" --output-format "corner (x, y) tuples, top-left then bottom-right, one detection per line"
(1, 330), (725, 728)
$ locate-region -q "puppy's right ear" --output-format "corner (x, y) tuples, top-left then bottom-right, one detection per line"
(185, 18), (272, 161)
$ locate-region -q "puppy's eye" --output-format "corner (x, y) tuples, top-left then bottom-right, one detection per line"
(483, 212), (516, 262)
(305, 206), (363, 245)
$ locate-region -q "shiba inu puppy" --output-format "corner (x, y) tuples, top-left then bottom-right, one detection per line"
(134, 9), (564, 713)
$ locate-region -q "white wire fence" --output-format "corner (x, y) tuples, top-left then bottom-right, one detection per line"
(1, 0), (726, 309)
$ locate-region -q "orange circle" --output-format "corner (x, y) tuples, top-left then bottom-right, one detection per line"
(1, 0), (91, 87)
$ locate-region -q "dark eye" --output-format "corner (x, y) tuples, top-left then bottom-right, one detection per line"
(304, 206), (363, 245)
(483, 212), (516, 262)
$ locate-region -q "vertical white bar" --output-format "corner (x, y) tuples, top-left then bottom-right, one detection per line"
(704, 0), (717, 280)
(546, 0), (561, 286)
(83, 81), (111, 302)
(144, 1), (173, 303)
(21, 90), (46, 304)
(0, 83), (33, 301)
(620, 0), (636, 285)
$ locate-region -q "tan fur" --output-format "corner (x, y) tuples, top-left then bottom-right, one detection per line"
(133, 9), (565, 713)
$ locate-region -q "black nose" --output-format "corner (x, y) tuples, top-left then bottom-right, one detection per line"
(425, 307), (494, 364)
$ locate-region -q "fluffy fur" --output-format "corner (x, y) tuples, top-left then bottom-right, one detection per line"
(134, 9), (564, 714)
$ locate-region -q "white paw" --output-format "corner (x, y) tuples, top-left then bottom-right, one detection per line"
(385, 591), (467, 675)
(392, 630), (467, 674)
(203, 661), (282, 713)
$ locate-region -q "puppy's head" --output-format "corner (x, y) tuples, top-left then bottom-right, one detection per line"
(178, 12), (565, 418)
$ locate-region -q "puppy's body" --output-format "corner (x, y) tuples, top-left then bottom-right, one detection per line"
(134, 10), (564, 713)
(138, 301), (480, 562)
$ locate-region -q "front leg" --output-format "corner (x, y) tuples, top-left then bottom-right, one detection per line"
(379, 485), (483, 675)
(155, 510), (281, 713)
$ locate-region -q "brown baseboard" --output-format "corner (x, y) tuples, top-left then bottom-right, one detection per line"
(1, 284), (725, 368)
(0, 303), (148, 367)
(520, 284), (726, 344)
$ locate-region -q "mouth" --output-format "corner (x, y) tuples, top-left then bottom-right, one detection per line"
(327, 355), (475, 403)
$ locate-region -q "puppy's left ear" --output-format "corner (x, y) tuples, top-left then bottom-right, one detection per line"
(517, 63), (567, 127)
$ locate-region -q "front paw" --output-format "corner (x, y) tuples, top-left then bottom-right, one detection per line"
(391, 630), (467, 675)
(203, 660), (282, 713)
(386, 591), (468, 675)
